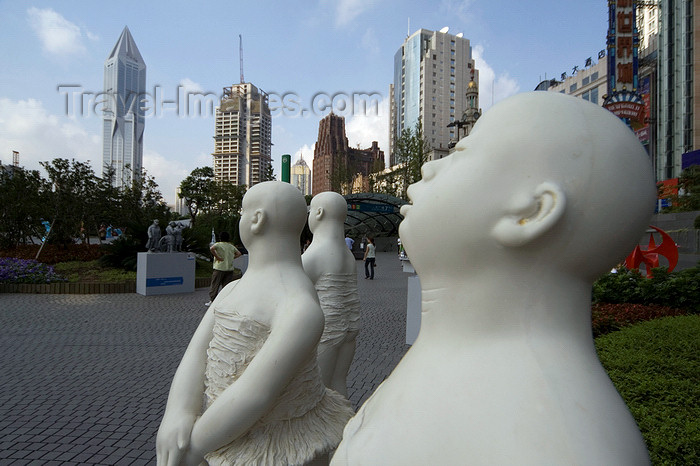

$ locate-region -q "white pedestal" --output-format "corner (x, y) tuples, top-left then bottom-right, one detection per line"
(136, 252), (196, 296)
(405, 265), (422, 345)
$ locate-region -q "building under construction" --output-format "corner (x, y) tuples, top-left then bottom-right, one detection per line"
(213, 83), (272, 187)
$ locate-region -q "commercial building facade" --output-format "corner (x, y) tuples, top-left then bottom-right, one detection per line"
(213, 83), (272, 187)
(102, 27), (146, 188)
(658, 0), (700, 180)
(546, 56), (608, 106)
(312, 113), (384, 195)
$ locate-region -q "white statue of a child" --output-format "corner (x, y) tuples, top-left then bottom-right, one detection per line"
(157, 181), (353, 466)
(302, 191), (360, 397)
(332, 92), (654, 465)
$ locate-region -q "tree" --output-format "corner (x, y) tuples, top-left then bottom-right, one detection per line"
(0, 166), (50, 248)
(677, 165), (700, 211)
(118, 168), (171, 243)
(378, 122), (430, 200)
(328, 151), (355, 195)
(372, 168), (404, 198)
(40, 158), (99, 247)
(179, 167), (215, 227)
(261, 162), (276, 182)
(658, 165), (700, 213)
(211, 182), (246, 217)
(395, 122), (430, 198)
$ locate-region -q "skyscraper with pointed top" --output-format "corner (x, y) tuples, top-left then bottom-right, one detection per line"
(102, 26), (146, 188)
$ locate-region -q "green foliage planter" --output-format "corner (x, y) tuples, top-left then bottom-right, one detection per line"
(98, 236), (142, 271)
(593, 267), (700, 313)
(596, 316), (700, 465)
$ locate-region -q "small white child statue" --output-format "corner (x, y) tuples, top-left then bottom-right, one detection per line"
(332, 92), (654, 465)
(302, 191), (360, 397)
(157, 182), (353, 466)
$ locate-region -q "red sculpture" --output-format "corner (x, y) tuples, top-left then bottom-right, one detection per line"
(624, 226), (678, 277)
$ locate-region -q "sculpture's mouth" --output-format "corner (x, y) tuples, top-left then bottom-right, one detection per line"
(400, 204), (411, 216)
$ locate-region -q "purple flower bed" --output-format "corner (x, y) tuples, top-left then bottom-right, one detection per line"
(0, 257), (66, 284)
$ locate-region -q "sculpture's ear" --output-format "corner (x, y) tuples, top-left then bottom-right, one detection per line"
(491, 181), (566, 247)
(313, 206), (324, 221)
(250, 208), (266, 235)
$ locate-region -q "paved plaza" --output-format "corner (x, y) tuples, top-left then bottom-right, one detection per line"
(0, 252), (410, 465)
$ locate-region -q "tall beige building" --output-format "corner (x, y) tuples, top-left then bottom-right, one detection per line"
(291, 155), (311, 196)
(637, 3), (659, 51)
(213, 83), (272, 186)
(389, 27), (478, 164)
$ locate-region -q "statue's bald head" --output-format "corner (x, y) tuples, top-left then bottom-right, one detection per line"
(452, 92), (656, 279)
(242, 181), (308, 241)
(309, 191), (347, 233)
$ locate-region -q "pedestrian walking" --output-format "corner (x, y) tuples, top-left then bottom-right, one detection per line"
(206, 231), (241, 305)
(364, 237), (376, 279)
(345, 235), (355, 251)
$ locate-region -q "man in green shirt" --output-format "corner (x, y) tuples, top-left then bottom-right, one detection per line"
(206, 231), (241, 305)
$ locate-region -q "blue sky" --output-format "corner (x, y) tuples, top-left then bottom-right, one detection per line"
(0, 0), (608, 205)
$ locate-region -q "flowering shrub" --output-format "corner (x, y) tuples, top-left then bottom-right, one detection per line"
(591, 302), (686, 337)
(0, 244), (103, 264)
(0, 257), (66, 284)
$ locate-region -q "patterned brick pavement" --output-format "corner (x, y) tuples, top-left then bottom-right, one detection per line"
(0, 252), (410, 465)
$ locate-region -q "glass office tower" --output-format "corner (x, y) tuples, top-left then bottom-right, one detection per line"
(102, 26), (146, 188)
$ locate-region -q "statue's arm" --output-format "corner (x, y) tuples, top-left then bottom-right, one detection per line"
(301, 250), (320, 284)
(156, 306), (215, 466)
(186, 298), (323, 458)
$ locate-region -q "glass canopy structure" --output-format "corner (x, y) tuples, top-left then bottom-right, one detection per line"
(344, 193), (407, 238)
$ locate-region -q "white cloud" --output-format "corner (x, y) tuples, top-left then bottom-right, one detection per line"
(294, 143), (315, 173)
(362, 28), (380, 55)
(27, 7), (87, 57)
(335, 0), (380, 27)
(142, 149), (192, 206)
(345, 96), (389, 165)
(0, 97), (100, 172)
(0, 97), (191, 206)
(439, 0), (477, 24)
(179, 78), (204, 94)
(194, 151), (211, 167)
(472, 45), (520, 110)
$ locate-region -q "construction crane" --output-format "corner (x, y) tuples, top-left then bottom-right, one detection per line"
(239, 34), (244, 84)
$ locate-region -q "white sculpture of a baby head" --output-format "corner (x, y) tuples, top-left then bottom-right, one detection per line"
(308, 191), (348, 233)
(400, 91), (656, 283)
(239, 181), (308, 249)
(332, 92), (654, 466)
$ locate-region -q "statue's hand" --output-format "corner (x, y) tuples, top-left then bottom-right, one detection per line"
(181, 448), (206, 466)
(156, 412), (196, 466)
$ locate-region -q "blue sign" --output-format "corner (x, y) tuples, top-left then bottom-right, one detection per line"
(347, 203), (396, 213)
(682, 149), (700, 170)
(146, 277), (184, 287)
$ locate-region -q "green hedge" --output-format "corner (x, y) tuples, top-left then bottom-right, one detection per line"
(593, 267), (700, 313)
(596, 316), (700, 465)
